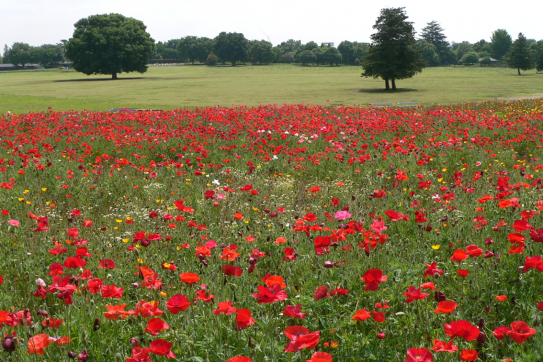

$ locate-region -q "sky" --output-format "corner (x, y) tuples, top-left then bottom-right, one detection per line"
(2, 0), (542, 49)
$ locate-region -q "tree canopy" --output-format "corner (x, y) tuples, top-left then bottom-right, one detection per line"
(213, 32), (249, 66)
(66, 13), (155, 79)
(420, 21), (449, 65)
(490, 29), (512, 60)
(362, 7), (424, 90)
(4, 42), (32, 67)
(506, 33), (533, 75)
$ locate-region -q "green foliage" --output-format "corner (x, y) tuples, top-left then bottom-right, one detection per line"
(152, 39), (181, 60)
(301, 41), (318, 52)
(282, 52), (295, 63)
(491, 29), (513, 60)
(324, 47), (342, 66)
(506, 33), (534, 75)
(459, 52), (479, 65)
(417, 40), (440, 67)
(454, 41), (474, 63)
(279, 39), (301, 53)
(298, 50), (317, 66)
(248, 40), (273, 65)
(353, 43), (369, 63)
(206, 51), (218, 66)
(420, 21), (449, 65)
(338, 41), (354, 65)
(361, 7), (424, 90)
(537, 41), (543, 71)
(32, 44), (65, 68)
(178, 37), (213, 65)
(213, 32), (249, 66)
(4, 42), (32, 67)
(65, 13), (155, 79)
(312, 47), (324, 66)
(480, 57), (492, 66)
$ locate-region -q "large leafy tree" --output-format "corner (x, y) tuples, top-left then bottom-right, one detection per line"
(248, 40), (273, 65)
(490, 29), (512, 60)
(32, 44), (65, 68)
(213, 32), (249, 66)
(362, 7), (424, 90)
(178, 36), (200, 64)
(417, 40), (440, 67)
(4, 42), (33, 67)
(338, 41), (354, 65)
(453, 41), (474, 62)
(298, 50), (316, 66)
(506, 33), (533, 75)
(324, 47), (342, 66)
(536, 40), (543, 72)
(420, 21), (449, 65)
(66, 14), (154, 79)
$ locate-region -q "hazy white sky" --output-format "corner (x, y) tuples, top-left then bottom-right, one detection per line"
(2, 0), (541, 48)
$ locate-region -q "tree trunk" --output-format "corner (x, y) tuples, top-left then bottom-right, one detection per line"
(518, 68), (521, 75)
(391, 79), (397, 90)
(112, 72), (118, 80)
(385, 79), (390, 90)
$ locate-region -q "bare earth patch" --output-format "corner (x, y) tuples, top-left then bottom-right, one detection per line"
(496, 93), (543, 101)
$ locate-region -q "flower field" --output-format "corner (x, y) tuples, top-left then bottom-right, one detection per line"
(0, 100), (543, 361)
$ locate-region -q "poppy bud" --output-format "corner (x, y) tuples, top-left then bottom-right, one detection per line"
(37, 310), (49, 317)
(425, 225), (432, 232)
(78, 350), (89, 362)
(323, 261), (334, 268)
(93, 317), (100, 331)
(434, 291), (446, 302)
(238, 231), (242, 236)
(140, 239), (151, 247)
(248, 257), (257, 265)
(476, 331), (486, 344)
(343, 206), (349, 211)
(485, 306), (490, 312)
(477, 318), (485, 328)
(165, 235), (171, 241)
(213, 201), (219, 207)
(485, 238), (494, 245)
(78, 165), (84, 170)
(441, 216), (448, 222)
(2, 336), (16, 353)
(352, 195), (356, 200)
(448, 243), (453, 248)
(68, 351), (76, 359)
(483, 250), (494, 258)
(101, 226), (107, 231)
(248, 264), (255, 274)
(220, 243), (226, 249)
(67, 217), (73, 223)
(377, 332), (386, 340)
(132, 282), (139, 288)
(264, 209), (270, 213)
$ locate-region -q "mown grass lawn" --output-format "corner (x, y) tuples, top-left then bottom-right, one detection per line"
(1, 65), (542, 114)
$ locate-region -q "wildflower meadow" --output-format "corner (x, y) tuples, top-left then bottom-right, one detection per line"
(0, 100), (542, 361)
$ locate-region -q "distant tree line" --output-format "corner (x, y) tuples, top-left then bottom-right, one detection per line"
(3, 27), (543, 73)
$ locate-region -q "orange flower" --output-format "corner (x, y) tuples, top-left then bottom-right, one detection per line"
(42, 317), (64, 328)
(310, 186), (321, 192)
(233, 212), (244, 220)
(28, 333), (53, 355)
(434, 301), (458, 314)
(179, 272), (200, 284)
(274, 237), (287, 244)
(351, 309), (371, 321)
(103, 304), (129, 320)
(495, 295), (507, 302)
(263, 275), (286, 289)
(219, 247), (240, 261)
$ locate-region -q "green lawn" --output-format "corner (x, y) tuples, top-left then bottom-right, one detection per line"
(1, 64), (542, 114)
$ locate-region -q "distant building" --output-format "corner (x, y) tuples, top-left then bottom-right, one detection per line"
(321, 42), (334, 47)
(0, 63), (44, 71)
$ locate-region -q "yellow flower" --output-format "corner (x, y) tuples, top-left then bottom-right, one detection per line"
(23, 190), (29, 194)
(431, 245), (441, 250)
(42, 188), (47, 192)
(122, 238), (130, 243)
(116, 219), (123, 223)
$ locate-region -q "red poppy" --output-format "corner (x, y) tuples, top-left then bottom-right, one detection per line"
(179, 272), (200, 284)
(352, 309), (371, 321)
(63, 256), (87, 268)
(166, 294), (191, 314)
(262, 275), (286, 289)
(372, 311), (385, 322)
(529, 227), (543, 242)
(149, 339), (176, 359)
(506, 321), (536, 344)
(235, 309), (255, 330)
(307, 351), (333, 362)
(28, 333), (53, 355)
(283, 326), (321, 352)
(98, 259), (115, 269)
(456, 270), (470, 277)
(213, 301), (237, 315)
(145, 318), (169, 336)
(195, 289), (214, 303)
(313, 286), (329, 301)
(42, 317), (63, 328)
(460, 349), (478, 361)
(450, 249), (468, 262)
(431, 339), (458, 353)
(100, 284), (124, 299)
(253, 284), (287, 303)
(127, 347), (152, 362)
(434, 301), (457, 314)
(404, 348), (433, 362)
(444, 320), (479, 341)
(492, 326), (511, 340)
(283, 304), (307, 319)
(403, 286), (430, 303)
(222, 265), (242, 276)
(330, 287), (348, 296)
(227, 357), (252, 362)
(465, 245), (483, 257)
(361, 269), (387, 291)
(423, 262), (443, 277)
(131, 301), (164, 318)
(522, 256), (543, 272)
(103, 304), (129, 320)
(48, 263), (64, 276)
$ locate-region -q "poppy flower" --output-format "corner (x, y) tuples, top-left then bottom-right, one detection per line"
(330, 287), (348, 296)
(303, 213), (318, 222)
(537, 301), (543, 311)
(372, 311), (385, 322)
(213, 301), (237, 315)
(465, 245), (483, 257)
(149, 339), (176, 358)
(492, 326), (511, 340)
(53, 336), (72, 346)
(420, 282), (436, 290)
(404, 348), (433, 362)
(263, 275), (286, 289)
(460, 349), (478, 361)
(145, 318), (169, 336)
(100, 284), (124, 299)
(444, 320), (479, 341)
(450, 249), (468, 262)
(522, 256), (543, 272)
(87, 278), (103, 294)
(179, 272), (200, 284)
(313, 286), (329, 301)
(529, 227), (543, 242)
(194, 289), (214, 303)
(456, 270), (470, 277)
(98, 259), (115, 269)
(423, 262), (443, 278)
(127, 347), (152, 362)
(42, 317), (63, 328)
(434, 301), (457, 314)
(103, 304), (129, 320)
(27, 333), (53, 355)
(283, 247), (298, 261)
(361, 269), (387, 291)
(166, 294), (191, 314)
(431, 339), (458, 353)
(253, 284), (287, 304)
(283, 304), (307, 319)
(307, 351), (333, 362)
(235, 309), (255, 330)
(506, 321), (536, 344)
(352, 309), (371, 321)
(222, 265), (242, 276)
(227, 357), (252, 362)
(403, 287), (430, 303)
(131, 301), (164, 318)
(283, 326), (320, 352)
(63, 256), (87, 268)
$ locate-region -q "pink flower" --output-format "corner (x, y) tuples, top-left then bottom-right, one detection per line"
(8, 219), (20, 227)
(334, 210), (351, 220)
